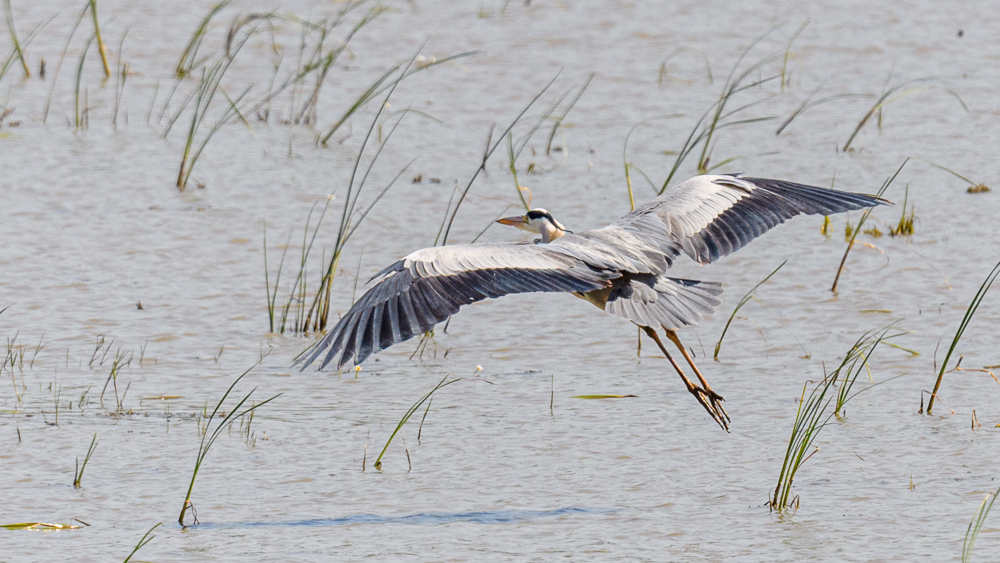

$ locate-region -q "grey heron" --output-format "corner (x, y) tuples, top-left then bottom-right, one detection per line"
(300, 174), (887, 430)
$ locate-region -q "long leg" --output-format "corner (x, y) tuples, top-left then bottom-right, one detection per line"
(663, 329), (730, 424)
(640, 326), (729, 431)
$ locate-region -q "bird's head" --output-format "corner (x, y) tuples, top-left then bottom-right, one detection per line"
(497, 208), (568, 243)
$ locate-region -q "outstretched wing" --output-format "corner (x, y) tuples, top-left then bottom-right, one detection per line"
(300, 242), (616, 370)
(617, 175), (888, 264)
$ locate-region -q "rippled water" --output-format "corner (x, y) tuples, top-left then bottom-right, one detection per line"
(3, 1), (1000, 560)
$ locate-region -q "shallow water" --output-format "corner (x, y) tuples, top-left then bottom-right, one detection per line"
(2, 0), (1000, 560)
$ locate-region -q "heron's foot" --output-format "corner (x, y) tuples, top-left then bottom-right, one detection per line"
(687, 384), (730, 432)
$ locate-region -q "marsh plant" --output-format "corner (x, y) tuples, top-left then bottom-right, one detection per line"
(963, 485), (1000, 563)
(178, 365), (278, 526)
(769, 328), (896, 511)
(925, 260), (1000, 415)
(831, 160), (905, 292)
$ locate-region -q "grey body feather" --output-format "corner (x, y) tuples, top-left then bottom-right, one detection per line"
(301, 175), (886, 369)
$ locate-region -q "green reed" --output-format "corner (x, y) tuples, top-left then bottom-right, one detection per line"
(319, 50), (474, 145)
(292, 3), (384, 125)
(42, 3), (88, 124)
(545, 73), (593, 155)
(769, 328), (893, 511)
(438, 71), (561, 246)
(888, 186), (914, 236)
(123, 522), (162, 563)
(178, 364), (279, 526)
(373, 373), (461, 470)
(842, 78), (967, 152)
(174, 20), (257, 190)
(831, 159), (903, 292)
(660, 32), (781, 192)
(175, 1), (232, 78)
(2, 0), (29, 77)
(925, 260), (1000, 415)
(714, 260), (785, 360)
(963, 485), (1000, 563)
(74, 36), (94, 130)
(87, 0), (110, 78)
(73, 433), (98, 488)
(272, 67), (415, 336)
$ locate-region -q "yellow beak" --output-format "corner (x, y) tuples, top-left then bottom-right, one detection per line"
(497, 215), (527, 227)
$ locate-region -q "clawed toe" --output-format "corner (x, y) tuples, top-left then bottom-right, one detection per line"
(688, 384), (730, 432)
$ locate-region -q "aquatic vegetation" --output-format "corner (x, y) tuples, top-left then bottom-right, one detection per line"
(925, 260), (1000, 415)
(123, 522), (161, 563)
(2, 0), (30, 78)
(178, 365), (279, 526)
(769, 328), (894, 512)
(963, 486), (1000, 562)
(173, 20), (256, 190)
(87, 0), (111, 77)
(318, 49), (473, 145)
(713, 260), (785, 360)
(0, 522), (80, 530)
(174, 1), (232, 79)
(373, 373), (461, 471)
(267, 67), (413, 335)
(831, 159), (904, 292)
(842, 78), (967, 152)
(660, 32), (782, 191)
(889, 186), (915, 236)
(73, 433), (98, 488)
(545, 73), (593, 155)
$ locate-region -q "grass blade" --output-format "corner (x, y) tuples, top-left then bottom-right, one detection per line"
(963, 485), (1000, 563)
(73, 433), (99, 488)
(178, 362), (280, 525)
(714, 260), (785, 360)
(123, 522), (162, 563)
(926, 260), (1000, 415)
(373, 373), (461, 470)
(831, 159), (904, 292)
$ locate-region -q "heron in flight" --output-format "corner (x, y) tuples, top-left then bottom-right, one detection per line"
(301, 174), (886, 430)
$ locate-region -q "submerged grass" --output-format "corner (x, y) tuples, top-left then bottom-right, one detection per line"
(925, 259), (1000, 415)
(769, 328), (895, 512)
(713, 260), (785, 360)
(963, 485), (1000, 563)
(831, 159), (904, 292)
(178, 364), (279, 526)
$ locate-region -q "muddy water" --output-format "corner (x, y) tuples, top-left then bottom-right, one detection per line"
(2, 0), (1000, 560)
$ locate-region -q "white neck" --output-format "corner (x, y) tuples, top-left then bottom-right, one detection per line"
(540, 220), (566, 243)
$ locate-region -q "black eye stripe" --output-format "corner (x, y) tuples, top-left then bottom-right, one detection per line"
(526, 210), (552, 221)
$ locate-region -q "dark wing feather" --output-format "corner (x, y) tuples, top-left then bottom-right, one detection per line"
(300, 242), (616, 370)
(616, 175), (889, 264)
